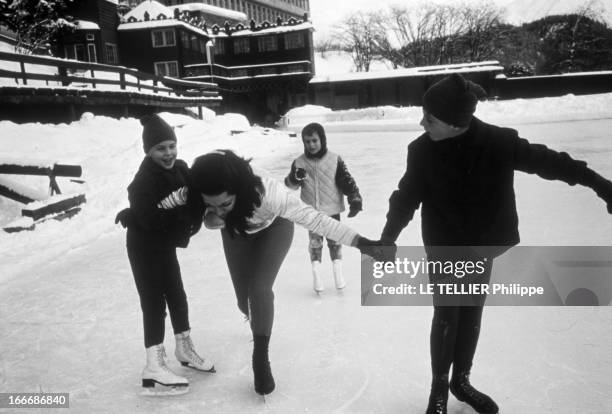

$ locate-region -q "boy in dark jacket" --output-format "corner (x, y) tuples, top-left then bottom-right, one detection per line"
(285, 122), (362, 293)
(120, 114), (214, 395)
(369, 74), (612, 414)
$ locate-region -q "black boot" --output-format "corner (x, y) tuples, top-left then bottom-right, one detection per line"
(450, 371), (498, 414)
(425, 374), (449, 414)
(252, 335), (275, 395)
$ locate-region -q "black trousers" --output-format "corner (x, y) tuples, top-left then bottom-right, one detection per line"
(428, 249), (493, 377)
(221, 217), (294, 336)
(127, 236), (190, 348)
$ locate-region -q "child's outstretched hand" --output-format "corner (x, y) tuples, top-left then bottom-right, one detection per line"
(294, 168), (307, 182)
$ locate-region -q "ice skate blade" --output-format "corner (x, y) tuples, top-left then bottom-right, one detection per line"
(180, 361), (216, 373)
(141, 380), (189, 396)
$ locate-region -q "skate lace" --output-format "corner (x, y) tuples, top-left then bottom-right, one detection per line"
(454, 374), (493, 407)
(156, 346), (175, 374)
(182, 336), (205, 365)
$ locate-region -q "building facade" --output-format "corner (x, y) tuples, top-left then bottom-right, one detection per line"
(57, 0), (314, 124)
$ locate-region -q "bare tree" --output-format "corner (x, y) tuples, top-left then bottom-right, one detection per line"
(333, 10), (386, 72)
(372, 1), (505, 68)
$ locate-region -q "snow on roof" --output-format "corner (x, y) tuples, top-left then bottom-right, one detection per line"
(213, 20), (313, 38)
(167, 3), (247, 22)
(118, 18), (210, 37)
(123, 0), (173, 22)
(75, 20), (100, 30)
(311, 61), (504, 83)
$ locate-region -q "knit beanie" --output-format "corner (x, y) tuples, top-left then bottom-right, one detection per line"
(141, 114), (176, 152)
(301, 122), (328, 159)
(422, 74), (487, 127)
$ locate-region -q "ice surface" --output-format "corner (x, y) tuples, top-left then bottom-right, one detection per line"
(0, 96), (611, 413)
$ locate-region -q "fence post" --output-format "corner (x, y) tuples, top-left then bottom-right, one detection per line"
(90, 68), (96, 88)
(120, 72), (126, 90)
(58, 65), (69, 86)
(20, 61), (27, 85)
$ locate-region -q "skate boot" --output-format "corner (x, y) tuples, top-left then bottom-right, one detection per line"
(142, 344), (189, 396)
(425, 374), (449, 414)
(332, 259), (346, 290)
(312, 261), (324, 293)
(252, 335), (275, 395)
(175, 330), (215, 372)
(450, 370), (498, 414)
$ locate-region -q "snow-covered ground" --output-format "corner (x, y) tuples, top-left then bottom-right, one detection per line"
(1, 94), (611, 413)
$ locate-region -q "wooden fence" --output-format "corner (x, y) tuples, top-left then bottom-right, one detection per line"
(0, 51), (221, 122)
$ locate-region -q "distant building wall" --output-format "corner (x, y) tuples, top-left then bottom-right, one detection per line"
(309, 70), (498, 110)
(494, 73), (612, 99)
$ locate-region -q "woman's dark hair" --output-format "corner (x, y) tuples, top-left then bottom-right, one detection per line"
(190, 150), (264, 236)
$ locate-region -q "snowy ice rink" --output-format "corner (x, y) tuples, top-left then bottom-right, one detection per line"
(1, 94), (611, 413)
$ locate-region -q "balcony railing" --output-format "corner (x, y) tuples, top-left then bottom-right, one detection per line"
(184, 60), (312, 81)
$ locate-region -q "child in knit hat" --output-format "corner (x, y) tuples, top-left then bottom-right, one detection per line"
(284, 122), (362, 293)
(116, 113), (214, 396)
(362, 73), (612, 414)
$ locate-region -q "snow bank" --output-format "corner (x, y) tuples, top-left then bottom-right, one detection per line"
(282, 93), (612, 130)
(0, 112), (296, 282)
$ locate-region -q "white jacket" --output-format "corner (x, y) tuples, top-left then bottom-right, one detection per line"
(246, 176), (358, 245)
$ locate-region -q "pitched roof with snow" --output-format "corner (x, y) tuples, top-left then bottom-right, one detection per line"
(122, 0), (172, 22)
(167, 3), (246, 22)
(211, 19), (313, 38)
(75, 20), (100, 30)
(118, 0), (211, 37)
(118, 1), (312, 40)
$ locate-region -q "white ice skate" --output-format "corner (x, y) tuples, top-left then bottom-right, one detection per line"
(175, 330), (216, 372)
(312, 260), (324, 293)
(141, 344), (189, 396)
(332, 260), (346, 290)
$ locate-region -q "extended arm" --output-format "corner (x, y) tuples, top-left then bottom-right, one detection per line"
(262, 177), (360, 246)
(513, 136), (612, 212)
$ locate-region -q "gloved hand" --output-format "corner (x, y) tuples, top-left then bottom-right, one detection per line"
(294, 167), (307, 182)
(114, 208), (133, 228)
(157, 186), (188, 209)
(594, 178), (612, 214)
(356, 237), (397, 262)
(347, 199), (362, 218)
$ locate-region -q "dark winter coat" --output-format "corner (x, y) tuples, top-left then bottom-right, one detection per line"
(127, 157), (200, 249)
(381, 117), (598, 248)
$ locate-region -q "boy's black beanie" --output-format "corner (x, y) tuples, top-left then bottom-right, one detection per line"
(141, 114), (176, 152)
(422, 73), (487, 127)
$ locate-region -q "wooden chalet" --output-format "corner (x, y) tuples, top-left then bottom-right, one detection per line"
(58, 0), (120, 65)
(184, 18), (314, 122)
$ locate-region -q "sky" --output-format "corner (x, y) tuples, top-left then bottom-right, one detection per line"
(308, 0), (612, 43)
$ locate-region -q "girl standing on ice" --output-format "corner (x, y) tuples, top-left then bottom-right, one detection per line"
(284, 122), (363, 293)
(189, 150), (372, 396)
(117, 114), (214, 395)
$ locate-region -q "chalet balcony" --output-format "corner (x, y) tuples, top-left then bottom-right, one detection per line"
(184, 60), (312, 81)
